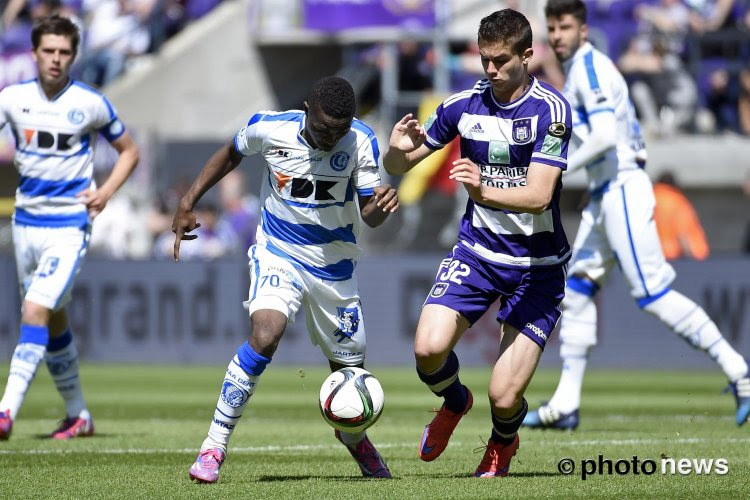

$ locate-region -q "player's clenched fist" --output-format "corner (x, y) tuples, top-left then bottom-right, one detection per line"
(373, 184), (399, 213)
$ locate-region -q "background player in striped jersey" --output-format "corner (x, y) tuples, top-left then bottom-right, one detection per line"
(523, 0), (749, 430)
(0, 15), (139, 441)
(174, 76), (399, 483)
(384, 9), (572, 477)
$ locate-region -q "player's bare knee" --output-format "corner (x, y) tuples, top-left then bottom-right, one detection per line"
(414, 350), (446, 373)
(21, 301), (51, 326)
(414, 337), (450, 370)
(249, 310), (287, 351)
(249, 327), (283, 358)
(488, 391), (523, 414)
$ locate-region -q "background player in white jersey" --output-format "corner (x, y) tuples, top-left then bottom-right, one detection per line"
(384, 9), (571, 477)
(0, 15), (139, 441)
(523, 0), (750, 430)
(174, 76), (399, 483)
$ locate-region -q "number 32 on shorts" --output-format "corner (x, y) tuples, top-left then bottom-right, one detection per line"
(438, 259), (470, 284)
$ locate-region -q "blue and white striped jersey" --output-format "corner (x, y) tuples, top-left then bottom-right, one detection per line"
(234, 110), (381, 281)
(424, 77), (571, 268)
(0, 78), (126, 228)
(563, 42), (647, 193)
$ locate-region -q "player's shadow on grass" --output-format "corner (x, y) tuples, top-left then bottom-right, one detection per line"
(510, 472), (560, 478)
(257, 475), (398, 482)
(32, 432), (111, 440)
(410, 471), (559, 479)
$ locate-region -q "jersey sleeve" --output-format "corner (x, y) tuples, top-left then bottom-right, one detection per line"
(423, 94), (464, 150)
(233, 112), (266, 157)
(351, 120), (381, 196)
(94, 94), (126, 143)
(574, 52), (616, 118)
(531, 89), (573, 169)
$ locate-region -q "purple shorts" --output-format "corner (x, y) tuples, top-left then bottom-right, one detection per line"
(424, 244), (565, 349)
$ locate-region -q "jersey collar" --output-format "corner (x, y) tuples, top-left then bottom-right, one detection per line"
(563, 41), (593, 73)
(35, 77), (74, 102)
(489, 76), (537, 110)
(297, 114), (312, 148)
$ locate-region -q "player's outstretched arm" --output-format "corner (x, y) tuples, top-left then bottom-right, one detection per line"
(172, 140), (243, 261)
(383, 113), (431, 175)
(359, 185), (399, 228)
(450, 159), (561, 214)
(77, 131), (139, 219)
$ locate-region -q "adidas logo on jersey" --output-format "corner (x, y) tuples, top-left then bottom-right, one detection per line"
(470, 123), (484, 133)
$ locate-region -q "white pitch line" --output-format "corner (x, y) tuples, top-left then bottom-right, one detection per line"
(2, 437), (750, 456)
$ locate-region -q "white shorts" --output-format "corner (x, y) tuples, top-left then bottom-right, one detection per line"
(13, 223), (91, 311)
(243, 244), (366, 365)
(568, 170), (675, 299)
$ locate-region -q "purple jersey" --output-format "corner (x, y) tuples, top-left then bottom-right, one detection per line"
(424, 78), (572, 269)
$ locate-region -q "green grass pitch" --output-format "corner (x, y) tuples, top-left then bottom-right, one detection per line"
(1, 364), (748, 498)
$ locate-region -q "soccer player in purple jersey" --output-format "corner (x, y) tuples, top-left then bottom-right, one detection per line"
(383, 9), (572, 477)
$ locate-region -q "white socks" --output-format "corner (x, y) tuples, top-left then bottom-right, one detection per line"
(0, 342), (46, 418)
(548, 343), (589, 414)
(644, 290), (748, 382)
(46, 336), (88, 419)
(202, 356), (260, 452)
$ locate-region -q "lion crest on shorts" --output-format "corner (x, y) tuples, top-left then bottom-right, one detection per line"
(335, 307), (360, 341)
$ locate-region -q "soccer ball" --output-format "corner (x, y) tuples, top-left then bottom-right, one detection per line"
(319, 367), (384, 433)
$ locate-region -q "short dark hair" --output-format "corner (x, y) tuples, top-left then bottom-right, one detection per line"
(31, 15), (79, 52)
(544, 0), (588, 24)
(478, 9), (532, 55)
(307, 76), (356, 119)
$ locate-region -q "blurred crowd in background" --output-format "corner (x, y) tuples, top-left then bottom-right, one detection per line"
(368, 0), (750, 137)
(0, 0), (749, 260)
(0, 0), (223, 88)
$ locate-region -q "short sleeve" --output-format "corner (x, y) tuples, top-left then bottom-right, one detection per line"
(94, 94), (126, 142)
(423, 94), (465, 150)
(351, 120), (381, 196)
(234, 113), (266, 157)
(531, 89), (573, 169)
(576, 52), (615, 116)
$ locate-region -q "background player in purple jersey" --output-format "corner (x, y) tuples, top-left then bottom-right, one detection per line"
(383, 9), (572, 477)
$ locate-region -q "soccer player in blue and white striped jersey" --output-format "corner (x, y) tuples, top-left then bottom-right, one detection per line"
(174, 77), (399, 483)
(0, 15), (139, 441)
(523, 0), (749, 431)
(384, 9), (571, 477)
